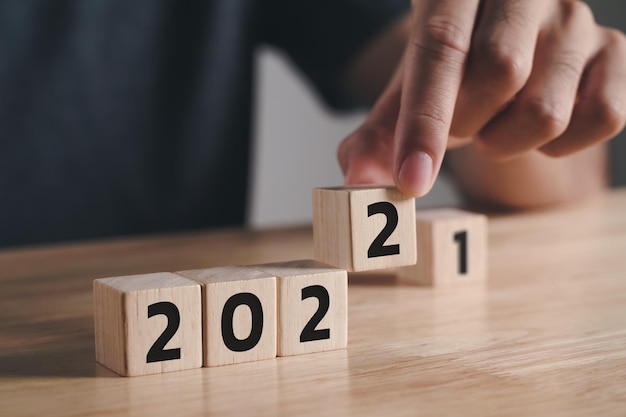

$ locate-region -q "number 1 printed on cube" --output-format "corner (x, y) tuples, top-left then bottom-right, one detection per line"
(397, 208), (488, 286)
(313, 186), (417, 272)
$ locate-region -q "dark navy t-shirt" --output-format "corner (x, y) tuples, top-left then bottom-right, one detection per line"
(0, 0), (408, 247)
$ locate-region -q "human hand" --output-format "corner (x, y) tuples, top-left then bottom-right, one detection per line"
(338, 0), (626, 197)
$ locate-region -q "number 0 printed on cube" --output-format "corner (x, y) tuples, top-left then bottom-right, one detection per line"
(313, 186), (417, 272)
(175, 266), (277, 367)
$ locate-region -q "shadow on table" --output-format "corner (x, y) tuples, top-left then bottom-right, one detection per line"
(348, 271), (402, 286)
(0, 316), (117, 378)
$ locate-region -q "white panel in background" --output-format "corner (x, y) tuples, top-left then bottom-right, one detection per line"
(248, 47), (460, 228)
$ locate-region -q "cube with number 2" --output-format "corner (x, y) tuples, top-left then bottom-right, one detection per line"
(93, 272), (203, 376)
(313, 186), (417, 272)
(252, 260), (347, 357)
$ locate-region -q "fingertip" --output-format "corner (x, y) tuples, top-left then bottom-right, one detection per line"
(395, 151), (434, 197)
(345, 164), (393, 186)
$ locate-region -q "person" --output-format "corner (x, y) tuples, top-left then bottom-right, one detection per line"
(0, 0), (624, 248)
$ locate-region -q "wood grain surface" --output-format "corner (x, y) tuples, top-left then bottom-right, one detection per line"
(1, 189), (626, 416)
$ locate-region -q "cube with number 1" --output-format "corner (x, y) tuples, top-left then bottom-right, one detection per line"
(397, 208), (488, 286)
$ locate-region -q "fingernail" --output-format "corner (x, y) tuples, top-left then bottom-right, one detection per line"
(397, 151), (433, 197)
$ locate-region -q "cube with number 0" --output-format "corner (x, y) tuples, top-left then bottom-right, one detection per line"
(313, 186), (417, 272)
(251, 260), (348, 357)
(397, 208), (488, 286)
(175, 267), (277, 367)
(93, 273), (203, 376)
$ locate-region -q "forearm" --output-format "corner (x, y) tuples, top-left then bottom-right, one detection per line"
(445, 143), (609, 211)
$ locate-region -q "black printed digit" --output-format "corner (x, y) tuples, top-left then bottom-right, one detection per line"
(367, 201), (400, 258)
(453, 230), (468, 274)
(146, 301), (181, 363)
(221, 292), (263, 352)
(300, 285), (330, 342)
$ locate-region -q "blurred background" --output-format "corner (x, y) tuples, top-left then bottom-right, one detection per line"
(248, 0), (626, 228)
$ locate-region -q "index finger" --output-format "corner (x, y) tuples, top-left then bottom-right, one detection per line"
(394, 0), (480, 196)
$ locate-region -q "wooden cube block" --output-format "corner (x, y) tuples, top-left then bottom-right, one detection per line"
(313, 186), (417, 272)
(175, 266), (277, 367)
(397, 208), (488, 286)
(251, 260), (347, 357)
(93, 272), (202, 377)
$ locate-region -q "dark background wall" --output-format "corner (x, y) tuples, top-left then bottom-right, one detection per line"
(589, 0), (626, 185)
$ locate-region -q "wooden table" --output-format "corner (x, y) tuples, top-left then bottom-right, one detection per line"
(1, 190), (626, 416)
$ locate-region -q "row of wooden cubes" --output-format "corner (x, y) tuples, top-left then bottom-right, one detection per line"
(94, 260), (347, 376)
(95, 186), (487, 377)
(313, 186), (488, 286)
